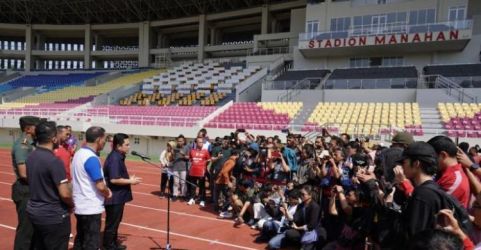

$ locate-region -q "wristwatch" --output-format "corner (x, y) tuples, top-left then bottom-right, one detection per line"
(470, 163), (480, 172)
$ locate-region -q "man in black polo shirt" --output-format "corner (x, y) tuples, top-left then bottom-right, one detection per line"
(26, 121), (74, 249)
(103, 133), (142, 250)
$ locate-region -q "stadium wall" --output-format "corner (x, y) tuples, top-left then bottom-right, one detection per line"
(293, 0), (480, 71)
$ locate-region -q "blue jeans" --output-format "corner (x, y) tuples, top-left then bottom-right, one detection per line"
(262, 220), (281, 238)
(268, 232), (286, 249)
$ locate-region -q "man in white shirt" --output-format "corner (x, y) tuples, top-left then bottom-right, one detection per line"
(71, 126), (112, 250)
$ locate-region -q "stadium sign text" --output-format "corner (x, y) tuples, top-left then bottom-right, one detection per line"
(305, 30), (461, 49)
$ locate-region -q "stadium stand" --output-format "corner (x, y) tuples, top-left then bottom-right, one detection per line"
(205, 102), (302, 130)
(303, 102), (423, 136)
(439, 103), (481, 138)
(325, 66), (418, 89)
(199, 92), (228, 106)
(13, 70), (161, 104)
(0, 72), (104, 93)
(128, 62), (261, 106)
(120, 91), (215, 106)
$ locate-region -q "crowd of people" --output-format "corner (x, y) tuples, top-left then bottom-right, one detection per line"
(11, 116), (140, 250)
(160, 128), (481, 250)
(9, 114), (481, 250)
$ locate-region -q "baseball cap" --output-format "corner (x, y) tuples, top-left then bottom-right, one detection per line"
(396, 142), (437, 165)
(392, 131), (414, 145)
(352, 153), (369, 167)
(249, 142), (260, 153)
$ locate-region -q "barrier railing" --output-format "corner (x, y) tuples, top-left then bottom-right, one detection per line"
(325, 78), (418, 89)
(248, 47), (291, 56)
(265, 78), (323, 90)
(424, 74), (478, 103)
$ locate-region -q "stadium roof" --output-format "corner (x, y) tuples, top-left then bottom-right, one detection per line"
(0, 0), (299, 25)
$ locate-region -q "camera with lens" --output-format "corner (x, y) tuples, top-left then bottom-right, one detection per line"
(260, 147), (268, 157)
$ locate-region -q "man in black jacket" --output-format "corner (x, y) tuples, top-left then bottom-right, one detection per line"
(398, 141), (459, 237)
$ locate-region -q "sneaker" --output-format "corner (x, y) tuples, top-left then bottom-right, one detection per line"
(247, 219), (255, 226)
(199, 201), (205, 207)
(219, 211), (233, 219)
(187, 198), (195, 205)
(254, 235), (269, 243)
(234, 218), (243, 227)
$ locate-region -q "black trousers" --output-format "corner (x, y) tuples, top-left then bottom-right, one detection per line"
(12, 181), (34, 250)
(210, 169), (219, 204)
(215, 184), (231, 211)
(31, 215), (71, 250)
(160, 172), (174, 196)
(188, 176), (206, 201)
(284, 229), (317, 250)
(73, 214), (101, 250)
(103, 204), (125, 249)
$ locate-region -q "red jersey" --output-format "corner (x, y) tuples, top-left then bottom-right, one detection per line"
(189, 148), (210, 177)
(436, 163), (470, 208)
(54, 146), (72, 181)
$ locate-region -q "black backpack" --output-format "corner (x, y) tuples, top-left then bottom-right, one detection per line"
(425, 185), (474, 236)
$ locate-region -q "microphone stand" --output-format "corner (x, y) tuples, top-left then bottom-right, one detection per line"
(134, 155), (198, 250)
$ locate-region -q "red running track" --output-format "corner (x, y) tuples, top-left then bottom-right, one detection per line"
(0, 149), (268, 250)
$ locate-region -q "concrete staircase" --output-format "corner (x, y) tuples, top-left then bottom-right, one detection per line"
(420, 107), (444, 135)
(291, 102), (317, 131)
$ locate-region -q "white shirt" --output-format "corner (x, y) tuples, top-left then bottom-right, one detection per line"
(71, 147), (105, 215)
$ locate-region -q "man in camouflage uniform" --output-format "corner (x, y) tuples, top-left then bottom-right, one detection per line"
(11, 116), (42, 250)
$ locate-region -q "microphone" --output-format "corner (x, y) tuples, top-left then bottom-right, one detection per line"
(131, 151), (151, 161)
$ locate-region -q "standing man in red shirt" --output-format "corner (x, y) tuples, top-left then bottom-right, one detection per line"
(54, 125), (73, 181)
(187, 137), (211, 207)
(428, 136), (470, 208)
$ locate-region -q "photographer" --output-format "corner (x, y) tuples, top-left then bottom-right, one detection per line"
(268, 185), (321, 250)
(251, 184), (283, 230)
(314, 136), (329, 159)
(328, 185), (365, 249)
(320, 148), (345, 200)
(345, 141), (360, 169)
(266, 150), (290, 186)
(257, 189), (300, 243)
(256, 146), (270, 185)
(284, 135), (299, 180)
(469, 146), (481, 164)
(241, 148), (260, 181)
(297, 144), (316, 185)
(232, 180), (256, 226)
